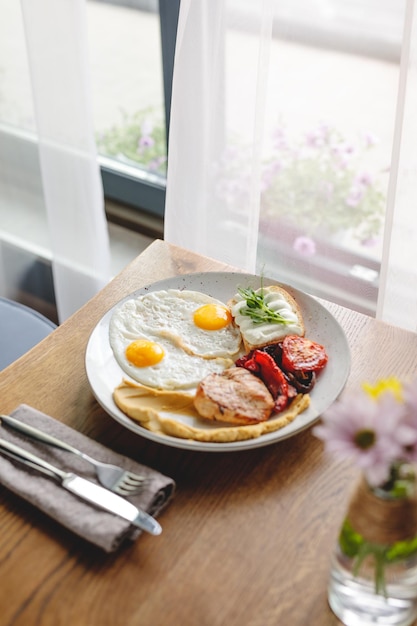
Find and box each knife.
[0,437,162,536]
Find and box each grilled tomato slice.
[281,335,328,373]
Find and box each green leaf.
[386,536,417,562]
[339,518,417,596]
[339,519,364,558]
[237,286,291,325]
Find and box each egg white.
[110,289,242,359]
[110,330,233,389]
[109,289,242,389]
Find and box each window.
[0,0,179,317]
[255,0,404,316]
[87,0,180,219]
[0,0,180,241]
[0,0,407,320]
[164,1,405,317]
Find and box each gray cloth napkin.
[0,404,175,552]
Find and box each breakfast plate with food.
[85,272,350,451]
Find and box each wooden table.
[1,239,417,626]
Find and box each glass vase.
[328,473,417,626]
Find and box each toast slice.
[229,285,305,352]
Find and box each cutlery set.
[0,414,161,536]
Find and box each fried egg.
[109,289,242,390]
[111,289,241,358]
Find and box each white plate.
[85,272,350,452]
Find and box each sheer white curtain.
[0,0,110,323]
[165,0,417,332]
[377,0,417,329]
[165,0,272,270]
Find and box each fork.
[0,414,146,496]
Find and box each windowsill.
[108,218,157,277]
[0,173,157,322]
[0,123,160,276]
[0,199,157,280]
[105,198,164,243]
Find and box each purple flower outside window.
[356,171,373,187]
[293,235,316,257]
[346,185,364,207]
[139,135,155,149]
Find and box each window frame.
[100,0,180,218]
[0,0,389,319]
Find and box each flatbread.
[113,379,310,443]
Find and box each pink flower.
[272,127,288,150]
[305,130,324,148]
[342,142,355,155]
[148,156,166,171]
[305,123,330,148]
[399,381,417,462]
[293,236,316,257]
[138,135,155,150]
[346,185,364,207]
[356,171,373,187]
[261,160,282,191]
[313,388,411,486]
[363,131,379,148]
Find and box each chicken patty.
[193,367,274,425]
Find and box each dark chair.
[0,296,57,370]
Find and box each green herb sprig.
[237,286,291,325]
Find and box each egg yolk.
[193,303,232,330]
[125,339,165,367]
